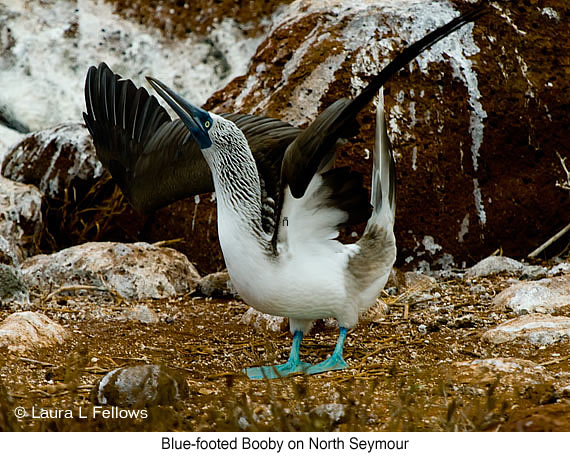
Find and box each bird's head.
[146,76,254,182]
[146,76,215,149]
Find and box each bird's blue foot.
[306,326,349,375]
[244,330,310,380]
[244,360,311,380]
[306,353,348,374]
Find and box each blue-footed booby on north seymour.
[84,7,485,378]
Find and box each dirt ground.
[2,0,568,433]
[1,266,569,431]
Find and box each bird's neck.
[205,145,266,244]
[206,145,273,291]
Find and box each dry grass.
[1,270,569,432]
[38,173,133,254]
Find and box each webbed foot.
[306,326,349,375]
[305,354,348,375]
[244,360,311,379]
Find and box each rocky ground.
[1,256,569,431]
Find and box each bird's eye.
[204,120,211,129]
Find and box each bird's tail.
[366,88,396,233]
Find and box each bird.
[84,7,485,378]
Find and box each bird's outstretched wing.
[84,63,300,214]
[273,5,486,250]
[280,6,486,199]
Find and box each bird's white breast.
[217,207,358,326]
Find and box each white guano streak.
[253,23,324,117]
[330,1,488,225]
[192,194,200,231]
[472,178,486,226]
[410,4,488,226]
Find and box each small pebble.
[385,287,398,296]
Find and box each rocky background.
[1,0,568,272]
[0,0,569,432]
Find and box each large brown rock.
[147,195,223,274]
[0,176,43,265]
[108,0,294,38]
[1,123,145,252]
[148,0,570,271]
[2,123,103,199]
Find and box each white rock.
[0,176,43,265]
[0,125,24,172]
[519,265,548,280]
[196,271,237,297]
[92,364,186,407]
[404,271,437,290]
[550,263,570,275]
[0,0,261,131]
[0,264,30,309]
[0,234,20,267]
[0,311,67,353]
[119,305,159,324]
[482,314,570,346]
[463,358,540,373]
[469,283,486,294]
[451,358,553,386]
[465,256,525,277]
[237,416,250,430]
[240,308,288,333]
[21,241,200,300]
[312,403,346,423]
[493,275,570,315]
[560,385,570,398]
[363,299,389,323]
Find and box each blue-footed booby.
[84,7,485,378]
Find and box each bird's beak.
[146,76,212,149]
